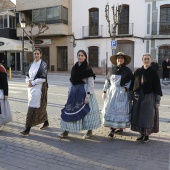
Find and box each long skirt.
[0,99,12,125]
[102,84,131,129]
[60,84,101,133]
[131,91,159,136]
[25,82,48,128]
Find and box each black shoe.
[83,130,92,139]
[20,130,29,136]
[143,136,149,143]
[108,129,115,138]
[115,129,123,134]
[136,135,144,141]
[40,121,49,130]
[58,131,69,138]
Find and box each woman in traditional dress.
[20,48,49,136]
[0,61,12,131]
[58,50,101,139]
[102,52,133,138]
[130,53,162,143]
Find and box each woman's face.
[77,52,86,63]
[33,50,42,62]
[116,56,125,66]
[165,58,169,62]
[142,55,151,67]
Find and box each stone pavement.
[0,110,170,170]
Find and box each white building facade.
[72,0,170,76]
[145,0,170,77]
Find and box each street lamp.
[20,19,26,75]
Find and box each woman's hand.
[84,97,89,104]
[4,96,8,100]
[155,104,160,108]
[102,93,106,100]
[28,81,33,87]
[120,88,126,94]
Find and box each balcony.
[17,23,69,37]
[117,23,133,36]
[82,25,103,38]
[152,22,170,35]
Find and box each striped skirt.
[60,89,101,133]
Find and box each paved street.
[0,74,170,170]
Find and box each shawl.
[70,60,95,85]
[107,65,133,86]
[27,60,48,87]
[130,66,162,96]
[27,60,47,80]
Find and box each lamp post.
[105,3,123,55]
[20,19,26,75]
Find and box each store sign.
[0,42,4,46]
[35,39,51,45]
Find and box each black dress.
[130,66,162,136]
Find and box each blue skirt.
[61,84,90,122]
[60,84,101,132]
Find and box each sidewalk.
[0,110,169,170]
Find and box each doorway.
[57,46,68,71]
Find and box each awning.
[0,37,32,52]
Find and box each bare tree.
[22,22,49,49]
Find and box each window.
[4,15,7,28]
[61,6,68,22]
[9,16,15,28]
[0,15,3,28]
[33,8,46,24]
[160,5,170,34]
[89,8,99,36]
[47,6,60,23]
[88,46,99,67]
[118,5,129,34]
[32,6,68,24]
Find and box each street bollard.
[9,67,12,80]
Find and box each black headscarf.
[107,65,133,86]
[70,59,95,85]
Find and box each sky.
[11,0,16,4]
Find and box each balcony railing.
[117,23,133,35]
[152,22,170,35]
[82,25,103,38]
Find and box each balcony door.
[160,5,170,35]
[89,8,99,36]
[57,46,67,71]
[116,40,134,71]
[118,5,129,35]
[88,46,99,67]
